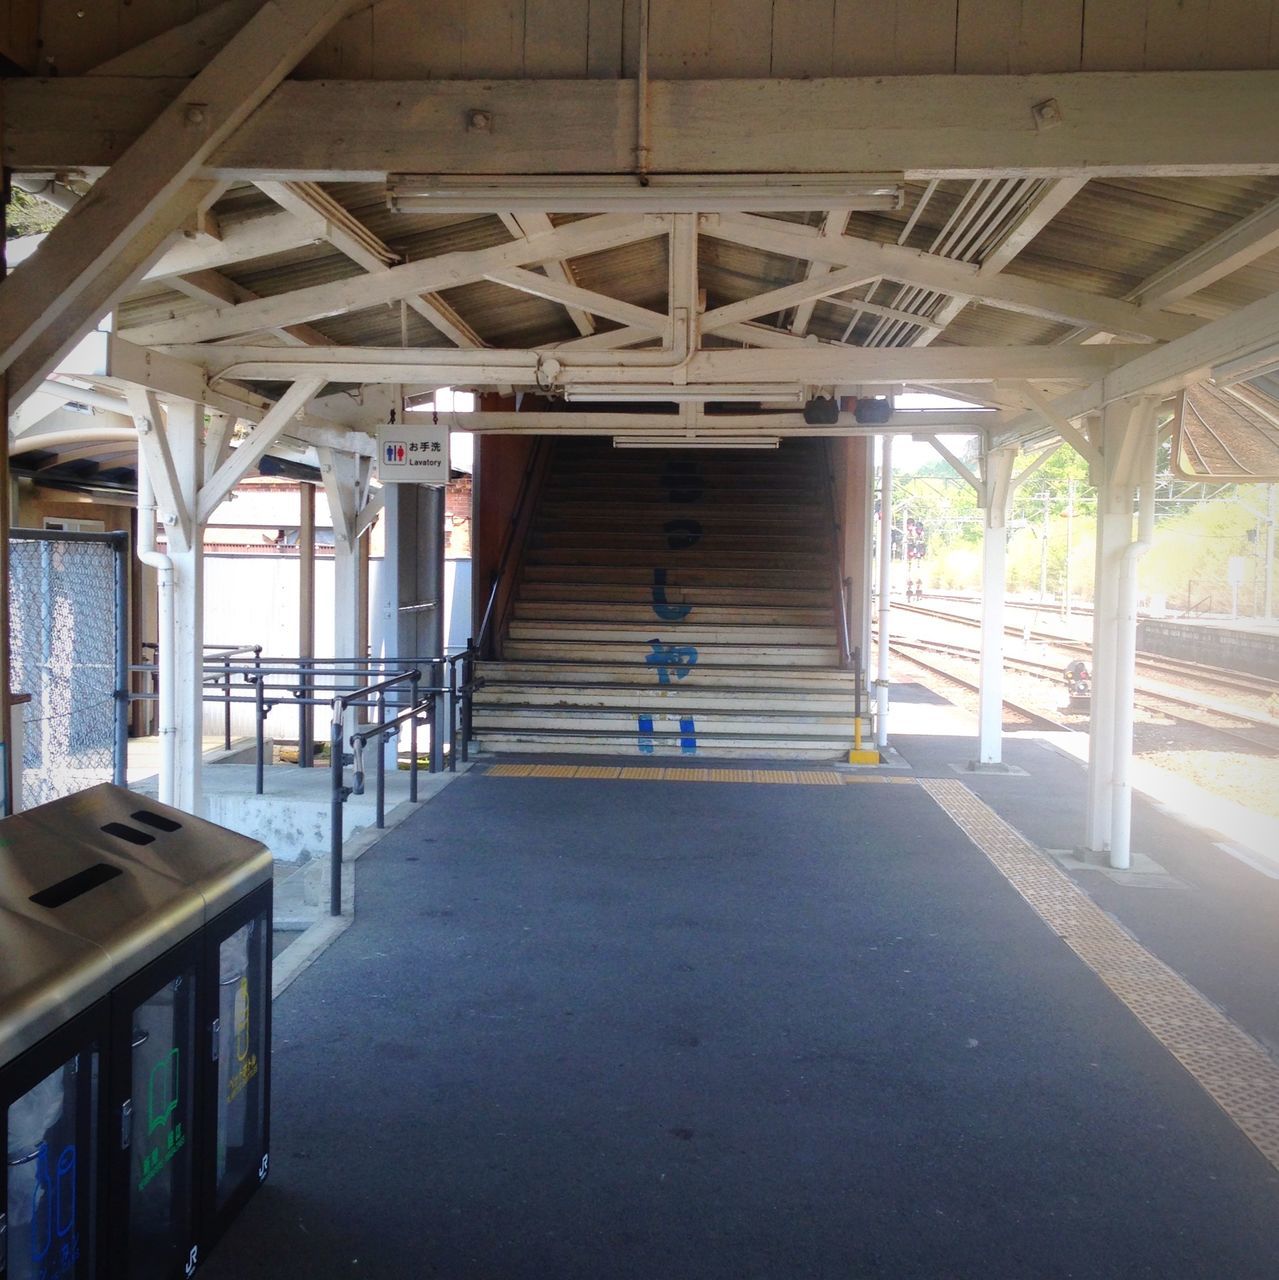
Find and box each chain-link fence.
[8,531,126,809]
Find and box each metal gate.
[7,530,127,809]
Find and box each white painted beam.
[500,213,594,337]
[154,341,1129,386]
[7,182,219,405]
[995,285,1279,447]
[704,213,1199,343]
[485,267,668,333]
[12,73,1279,180]
[199,376,325,519]
[791,210,851,336]
[914,178,1088,346]
[456,409,1001,435]
[127,388,193,552]
[0,0,364,380]
[1133,196,1279,308]
[119,215,666,345]
[256,178,485,348]
[701,265,878,334]
[145,207,327,281]
[87,0,262,77]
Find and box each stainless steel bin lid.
[0,906,114,1068]
[0,800,205,988]
[35,785,272,921]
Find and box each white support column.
[975,447,1017,767]
[1084,399,1158,859]
[165,401,205,816]
[320,448,370,758]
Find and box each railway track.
[885,641,1075,734]
[895,601,1279,706]
[887,633,1279,757]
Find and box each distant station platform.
[1138,616,1279,679]
[198,684,1279,1280]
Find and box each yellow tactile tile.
[921,777,1279,1174]
[482,763,905,786]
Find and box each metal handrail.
[121,653,457,796]
[329,667,432,916]
[824,441,853,669]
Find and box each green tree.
[5,188,61,239]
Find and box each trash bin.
[1,784,271,1280]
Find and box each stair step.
[518,583,833,607]
[502,641,842,666]
[526,549,829,568]
[472,732,848,760]
[473,708,857,735]
[538,493,820,511]
[522,565,829,589]
[478,661,859,690]
[512,602,835,625]
[506,621,838,644]
[474,684,859,712]
[529,533,831,553]
[534,511,829,532]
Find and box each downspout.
[1108,435,1157,870]
[135,439,177,805]
[875,435,893,750]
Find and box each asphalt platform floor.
[202,690,1279,1280]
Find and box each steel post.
[329,700,344,916]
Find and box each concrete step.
[518,582,834,607]
[478,661,859,690]
[533,510,829,532]
[528,532,831,553]
[525,548,830,569]
[473,707,858,736]
[512,601,835,625]
[471,732,848,760]
[522,564,829,588]
[475,684,861,714]
[537,495,823,514]
[506,620,839,645]
[502,640,843,666]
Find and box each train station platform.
[201,688,1279,1280]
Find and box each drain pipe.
[1108,433,1157,870]
[135,435,177,805]
[875,435,893,749]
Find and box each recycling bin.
[1,784,271,1280]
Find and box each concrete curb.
[271,766,470,998]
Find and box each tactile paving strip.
[483,763,908,786]
[921,777,1279,1173]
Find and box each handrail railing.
[122,653,456,794]
[120,651,476,916]
[824,442,853,669]
[330,666,434,916]
[477,438,547,658]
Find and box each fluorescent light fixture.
[388,173,905,214]
[565,384,806,405]
[613,435,779,449]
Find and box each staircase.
[472,439,863,759]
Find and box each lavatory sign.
[376,423,450,485]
